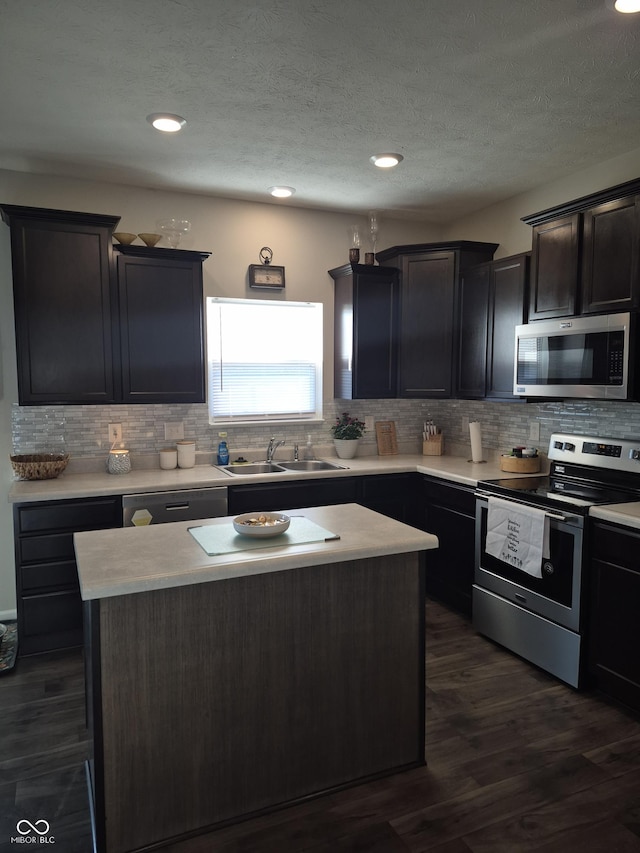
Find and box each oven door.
[474,495,584,631]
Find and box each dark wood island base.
[83,547,427,852]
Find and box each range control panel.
[549,433,640,472]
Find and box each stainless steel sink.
[278,459,346,471]
[221,462,286,475]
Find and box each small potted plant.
[330,412,366,459]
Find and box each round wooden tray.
[499,455,540,473]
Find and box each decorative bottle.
[217,433,230,465]
[303,434,315,460]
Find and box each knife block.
[423,434,444,456]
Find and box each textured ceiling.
[1,0,640,222]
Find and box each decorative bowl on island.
[233,512,291,537]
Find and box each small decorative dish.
[137,232,162,247]
[233,512,291,537]
[10,453,70,480]
[113,232,137,245]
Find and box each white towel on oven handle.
[485,497,550,579]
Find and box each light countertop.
[12,452,640,531]
[74,503,439,601]
[589,502,640,530]
[8,452,541,503]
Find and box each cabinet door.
[331,264,398,399]
[118,253,205,403]
[353,269,398,398]
[581,196,640,314]
[486,254,529,399]
[399,252,456,398]
[3,207,119,404]
[422,478,475,615]
[457,263,490,398]
[359,473,422,527]
[529,214,580,320]
[589,521,640,712]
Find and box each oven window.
[479,509,575,607]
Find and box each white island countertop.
[74,502,439,601]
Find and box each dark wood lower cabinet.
[13,496,122,655]
[589,520,640,713]
[421,477,476,616]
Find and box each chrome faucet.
[293,443,299,461]
[266,436,286,462]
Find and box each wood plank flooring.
[1,598,639,852]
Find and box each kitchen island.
[74,503,438,853]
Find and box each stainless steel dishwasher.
[122,488,228,527]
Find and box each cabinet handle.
[405,388,446,393]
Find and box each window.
[206,297,323,425]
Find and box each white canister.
[176,440,196,468]
[159,447,178,469]
[107,449,131,475]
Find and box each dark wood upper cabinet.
[456,253,529,400]
[377,241,497,399]
[329,263,399,399]
[581,195,640,314]
[523,178,640,319]
[1,205,210,405]
[1,205,120,404]
[116,246,208,404]
[457,262,491,398]
[528,214,579,320]
[486,253,529,399]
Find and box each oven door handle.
[475,491,574,523]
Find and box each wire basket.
[10,453,70,480]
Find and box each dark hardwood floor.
[1,598,640,852]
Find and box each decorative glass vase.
[333,438,360,459]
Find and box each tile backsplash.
[11,399,640,466]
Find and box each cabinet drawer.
[360,473,417,501]
[423,478,475,514]
[21,590,83,638]
[591,522,640,570]
[15,496,121,535]
[20,560,78,594]
[18,531,75,564]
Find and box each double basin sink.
[221,459,346,475]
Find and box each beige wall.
[444,144,640,257]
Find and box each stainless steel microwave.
[514,312,635,400]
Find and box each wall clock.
[248,247,285,289]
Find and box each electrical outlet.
[462,415,469,434]
[164,422,185,441]
[365,416,375,432]
[108,423,122,443]
[529,421,541,441]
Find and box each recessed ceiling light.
[146,113,187,133]
[607,0,640,11]
[369,153,404,168]
[268,186,296,198]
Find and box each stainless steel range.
[474,432,640,688]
